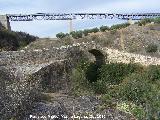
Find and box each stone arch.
[88,49,105,66]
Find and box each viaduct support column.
[0,15,11,31]
[69,19,73,33]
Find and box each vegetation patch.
[56,23,130,39]
[70,60,160,119]
[136,17,160,26]
[0,30,36,51]
[145,43,158,53]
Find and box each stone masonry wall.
[31,60,73,93]
[0,41,160,67]
[0,59,74,119]
[0,41,101,65]
[104,48,160,66]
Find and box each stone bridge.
[0,42,106,119]
[1,41,160,92]
[1,41,160,119]
[0,41,107,93]
[1,40,160,66]
[0,41,106,65]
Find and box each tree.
[56,32,66,39]
[110,23,130,30]
[83,29,90,36]
[90,27,99,33]
[70,30,83,39]
[100,25,109,32]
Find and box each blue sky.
[0,0,160,38]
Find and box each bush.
[120,73,160,119]
[120,74,152,105]
[69,61,160,119]
[56,32,67,39]
[153,17,160,24]
[89,27,99,33]
[145,65,160,82]
[116,101,145,120]
[137,17,160,26]
[69,61,93,96]
[83,29,91,36]
[100,25,109,32]
[0,30,36,51]
[92,80,108,94]
[110,23,130,30]
[70,30,83,39]
[138,18,153,26]
[145,44,158,53]
[98,63,143,85]
[61,35,73,45]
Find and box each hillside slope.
[77,24,160,56]
[24,24,160,57]
[0,22,37,51]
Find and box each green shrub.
[91,63,143,94]
[154,17,160,24]
[100,94,116,108]
[56,32,67,39]
[75,30,83,38]
[120,74,152,105]
[76,59,91,71]
[91,80,107,94]
[110,23,130,30]
[143,18,153,23]
[70,30,83,39]
[137,21,143,26]
[98,63,143,85]
[138,18,153,26]
[60,35,73,45]
[137,17,160,26]
[82,28,99,36]
[131,105,145,120]
[69,60,95,96]
[116,101,145,120]
[145,65,160,82]
[89,27,99,33]
[69,61,160,119]
[0,30,36,51]
[120,73,160,119]
[145,44,158,53]
[76,60,101,83]
[100,25,110,32]
[83,29,91,36]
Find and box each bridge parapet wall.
[0,41,98,65]
[1,41,160,66]
[0,42,160,65]
[105,48,160,66]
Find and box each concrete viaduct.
[0,13,160,31]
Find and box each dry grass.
[23,24,160,57]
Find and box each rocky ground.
[23,93,133,120]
